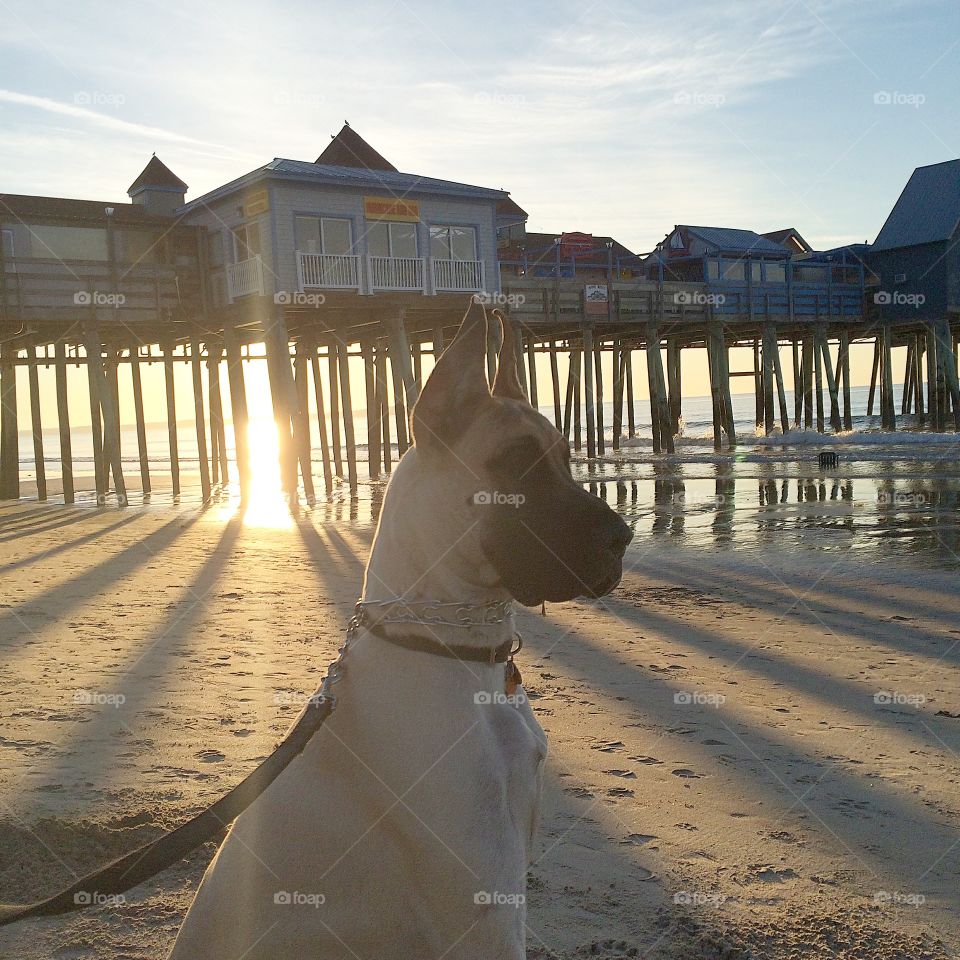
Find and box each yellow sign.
[244,188,269,217]
[364,196,420,223]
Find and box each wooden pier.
[3,139,959,506]
[1,265,958,507]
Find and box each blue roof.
[684,225,789,255]
[182,158,507,212]
[872,159,960,251]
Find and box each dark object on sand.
[819,451,839,469]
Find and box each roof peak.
[127,155,187,196]
[315,123,398,171]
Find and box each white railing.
[432,258,484,292]
[370,256,424,290]
[226,255,264,300]
[298,252,361,289]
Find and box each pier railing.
[297,252,361,290]
[226,255,264,300]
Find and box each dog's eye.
[488,437,543,475]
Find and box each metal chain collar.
[356,597,514,627]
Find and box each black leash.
[0,693,335,927]
[0,604,522,928]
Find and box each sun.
[237,416,294,528]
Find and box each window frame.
[429,224,478,262]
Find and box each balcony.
[226,255,264,300]
[432,258,484,292]
[370,256,424,291]
[298,252,360,289]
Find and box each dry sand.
[0,499,958,959]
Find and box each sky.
[2,0,959,253]
[2,0,959,427]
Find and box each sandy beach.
[0,494,958,959]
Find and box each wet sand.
[0,500,958,959]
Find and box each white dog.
[168,304,631,959]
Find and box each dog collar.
[364,620,521,665]
[355,599,519,666]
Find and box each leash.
[0,598,522,928]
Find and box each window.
[1,229,12,258]
[118,228,159,265]
[295,216,354,256]
[207,230,224,267]
[765,263,786,283]
[232,222,261,262]
[29,225,108,261]
[750,262,762,283]
[795,265,826,283]
[430,225,477,261]
[367,221,418,258]
[720,260,745,281]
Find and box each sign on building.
[585,283,608,316]
[364,197,420,222]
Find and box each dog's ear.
[412,297,491,450]
[491,309,528,402]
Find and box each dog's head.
[410,300,632,606]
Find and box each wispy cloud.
[0,89,222,147]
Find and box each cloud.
[0,89,223,148]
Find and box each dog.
[168,302,632,959]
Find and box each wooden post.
[104,345,122,487]
[719,330,737,446]
[562,347,575,441]
[881,323,896,431]
[813,328,825,432]
[926,324,938,430]
[867,337,880,417]
[593,334,605,455]
[902,341,915,416]
[839,329,852,430]
[549,341,562,429]
[387,311,418,411]
[207,341,229,486]
[573,346,582,451]
[766,330,789,434]
[376,340,392,473]
[54,340,74,504]
[85,326,127,506]
[612,339,623,450]
[802,335,814,429]
[388,333,409,457]
[162,338,180,497]
[130,346,151,496]
[84,335,106,503]
[189,334,212,503]
[753,339,763,430]
[582,326,596,458]
[362,340,380,479]
[222,319,251,502]
[327,340,343,479]
[819,330,842,432]
[762,325,775,434]
[937,317,960,430]
[26,342,46,501]
[792,339,802,426]
[706,330,723,452]
[647,323,673,453]
[526,336,539,409]
[292,339,317,502]
[666,338,681,436]
[308,337,334,495]
[625,349,636,438]
[337,340,358,493]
